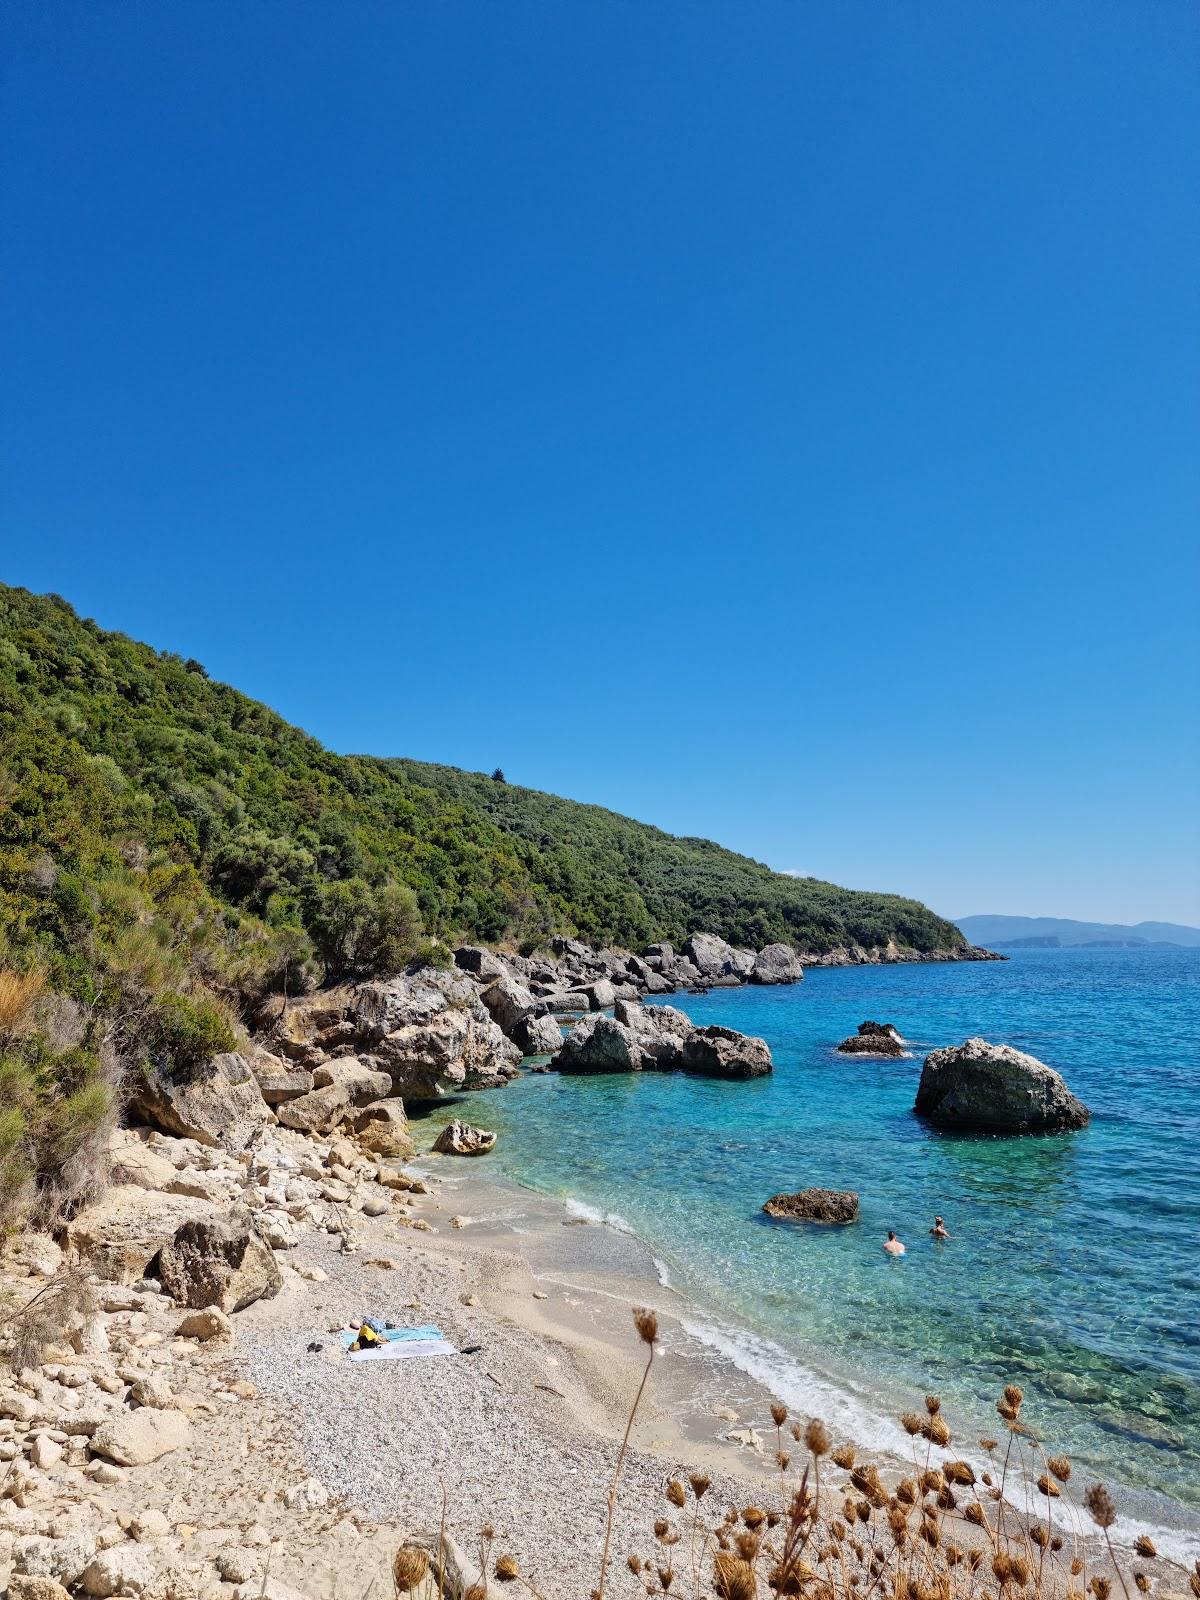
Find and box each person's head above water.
[887,1230,897,1240]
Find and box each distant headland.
[955,913,1200,950]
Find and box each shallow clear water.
[431,949,1200,1524]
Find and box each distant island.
[955,913,1200,950]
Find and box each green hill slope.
[0,583,966,1002]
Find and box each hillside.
[955,914,1200,950]
[0,583,966,998]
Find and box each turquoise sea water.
[431,949,1200,1532]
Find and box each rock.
[681,1025,772,1079]
[915,1038,1089,1133]
[585,978,617,1011]
[30,1436,64,1469]
[107,1135,177,1192]
[479,976,537,1036]
[90,1409,190,1467]
[275,1082,353,1135]
[682,933,754,981]
[311,1058,392,1105]
[432,1119,497,1156]
[158,1210,283,1312]
[453,945,509,982]
[614,1001,695,1068]
[763,1188,859,1223]
[128,1053,272,1151]
[837,1020,906,1056]
[554,1014,642,1073]
[250,1058,315,1105]
[540,991,592,1015]
[281,1477,328,1511]
[130,1510,171,1542]
[176,1307,232,1341]
[80,1545,161,1598]
[232,1581,309,1600]
[216,1550,261,1585]
[750,944,804,985]
[128,1374,175,1409]
[2,1391,42,1423]
[511,1012,564,1056]
[13,1536,96,1587]
[9,1577,74,1600]
[63,1188,210,1284]
[350,1099,415,1158]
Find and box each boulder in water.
[914,1038,1089,1133]
[763,1188,859,1224]
[432,1119,497,1156]
[836,1021,906,1057]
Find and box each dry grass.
[0,1267,98,1373]
[391,1310,1193,1600]
[0,966,46,1046]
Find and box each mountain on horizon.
[955,914,1200,950]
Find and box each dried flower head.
[963,1503,986,1528]
[658,1567,673,1591]
[1084,1482,1117,1530]
[1090,1578,1112,1600]
[1135,1577,1151,1594]
[832,1444,855,1470]
[1004,1384,1023,1409]
[805,1419,831,1457]
[900,1412,923,1437]
[666,1480,686,1509]
[944,1460,975,1487]
[494,1555,519,1583]
[1037,1475,1061,1498]
[743,1506,767,1530]
[1047,1454,1072,1482]
[629,1555,644,1575]
[895,1479,918,1506]
[392,1547,430,1594]
[633,1307,659,1345]
[714,1553,756,1600]
[654,1520,670,1541]
[925,1394,941,1416]
[980,1438,998,1453]
[689,1473,711,1499]
[771,1402,788,1427]
[921,1415,951,1448]
[1135,1538,1157,1559]
[466,1585,487,1600]
[736,1533,761,1562]
[1071,1560,1085,1577]
[1010,1556,1031,1587]
[777,1451,791,1472]
[1030,1525,1049,1550]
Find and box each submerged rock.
[763,1188,859,1224]
[836,1021,906,1057]
[914,1037,1089,1133]
[432,1119,497,1156]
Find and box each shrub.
[144,991,237,1078]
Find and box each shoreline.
[387,1132,1200,1568]
[366,1136,1200,1569]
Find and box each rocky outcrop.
[128,1053,273,1151]
[157,1209,283,1311]
[311,1058,392,1104]
[763,1188,859,1223]
[250,1055,315,1105]
[273,969,520,1099]
[511,1012,564,1056]
[274,1082,354,1135]
[554,1003,772,1080]
[63,1186,211,1283]
[432,1119,497,1156]
[837,1021,906,1057]
[914,1038,1090,1133]
[480,975,538,1035]
[681,1025,772,1079]
[682,933,756,984]
[750,944,804,984]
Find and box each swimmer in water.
[883,1230,906,1256]
[930,1216,951,1241]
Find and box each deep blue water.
[436,949,1200,1522]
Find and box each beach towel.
[339,1324,457,1361]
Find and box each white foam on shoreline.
[562,1196,636,1235]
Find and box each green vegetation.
[0,581,964,1221]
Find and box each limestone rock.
[750,944,804,985]
[479,975,537,1036]
[683,933,754,981]
[453,945,509,982]
[9,1576,75,1600]
[311,1058,392,1105]
[763,1188,859,1223]
[585,978,617,1011]
[511,1012,564,1056]
[63,1188,210,1284]
[90,1408,190,1467]
[554,1014,642,1073]
[128,1052,271,1151]
[432,1119,497,1156]
[915,1038,1089,1133]
[158,1210,283,1311]
[250,1056,315,1105]
[107,1135,177,1192]
[681,1025,772,1079]
[176,1307,232,1341]
[13,1535,97,1588]
[350,1099,415,1158]
[79,1544,162,1597]
[275,1082,353,1135]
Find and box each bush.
[144,991,237,1078]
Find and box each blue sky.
[2,3,1198,925]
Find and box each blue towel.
[339,1324,442,1350]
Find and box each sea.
[426,948,1200,1545]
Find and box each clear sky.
[2,2,1198,926]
